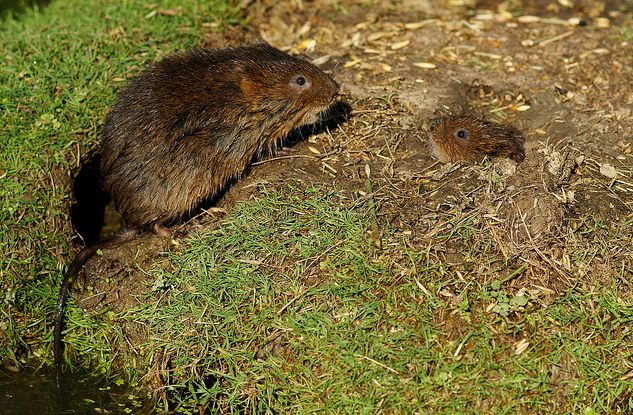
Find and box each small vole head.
[428,115,526,163]
[236,41,339,127]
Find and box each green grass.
[0,0,237,370]
[55,187,631,413]
[1,0,632,413]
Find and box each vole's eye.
[290,74,311,91]
[455,129,468,140]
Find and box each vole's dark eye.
[455,129,468,140]
[290,74,311,90]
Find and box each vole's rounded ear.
[238,76,263,109]
[239,77,255,96]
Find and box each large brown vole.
[54,40,340,365]
[428,115,526,163]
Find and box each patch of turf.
[59,187,630,413]
[0,0,237,367]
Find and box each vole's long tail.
[54,228,138,366]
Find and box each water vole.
[54,40,340,365]
[428,115,526,163]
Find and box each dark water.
[0,0,51,16]
[0,367,154,414]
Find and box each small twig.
[252,154,315,166]
[493,263,529,287]
[454,331,473,357]
[413,276,431,297]
[80,291,107,303]
[538,30,573,47]
[355,354,399,375]
[364,164,382,249]
[518,208,573,283]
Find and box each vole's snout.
[332,78,340,93]
[317,77,339,106]
[327,79,339,101]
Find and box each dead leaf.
[413,62,437,69]
[390,40,410,50]
[599,163,617,179]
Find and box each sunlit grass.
[60,187,633,413]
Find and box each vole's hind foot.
[152,224,172,238]
[152,224,191,240]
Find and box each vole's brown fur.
[428,115,526,163]
[102,41,339,231]
[54,41,339,365]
